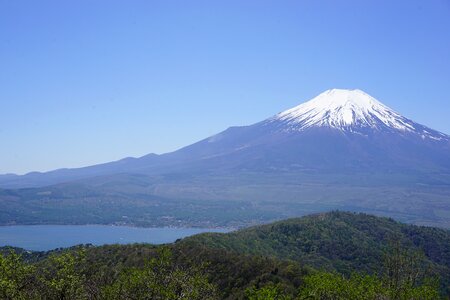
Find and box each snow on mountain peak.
[273,89,416,132]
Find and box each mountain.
[181,211,450,276]
[180,211,450,293]
[3,89,449,188]
[163,89,450,175]
[1,89,450,228]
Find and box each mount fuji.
[1,89,450,228]
[275,89,446,137]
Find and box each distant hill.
[181,211,450,290]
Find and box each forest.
[1,212,449,299]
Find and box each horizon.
[2,1,450,174]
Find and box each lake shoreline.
[0,222,235,230]
[0,225,232,251]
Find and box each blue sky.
[1,0,449,174]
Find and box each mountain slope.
[181,211,450,290]
[1,89,450,228]
[2,89,449,188]
[3,212,449,298]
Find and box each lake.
[0,225,230,251]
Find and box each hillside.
[1,212,449,298]
[181,212,450,289]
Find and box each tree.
[102,247,218,300]
[37,249,88,300]
[298,272,386,300]
[245,284,292,300]
[298,242,442,300]
[0,250,36,300]
[382,240,440,300]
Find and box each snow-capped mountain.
[158,88,450,175]
[1,89,449,187]
[1,88,450,228]
[271,89,447,141]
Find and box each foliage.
[0,250,36,300]
[0,247,219,299]
[183,211,450,294]
[101,247,218,300]
[298,271,440,300]
[298,242,442,300]
[36,249,88,300]
[381,241,441,300]
[0,212,448,299]
[245,284,293,300]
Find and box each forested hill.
[181,211,450,278]
[2,211,450,298]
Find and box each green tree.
[298,272,385,300]
[382,240,440,300]
[298,242,442,300]
[245,284,292,300]
[102,247,218,300]
[0,250,36,300]
[37,249,88,300]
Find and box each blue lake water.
[0,225,230,251]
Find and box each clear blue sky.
[1,0,449,174]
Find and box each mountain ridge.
[1,89,449,188]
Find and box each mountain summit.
[272,89,447,140]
